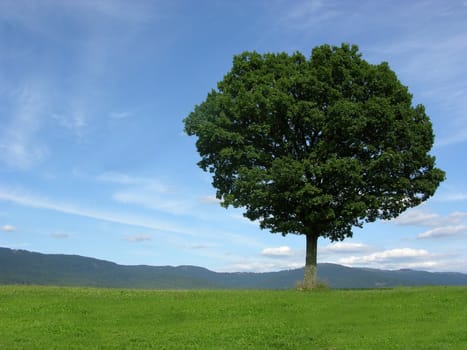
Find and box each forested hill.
[1,247,467,289]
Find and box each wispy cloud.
[276,0,340,30]
[2,225,17,232]
[199,195,222,204]
[50,232,70,239]
[98,172,193,216]
[0,0,155,33]
[365,14,467,147]
[0,0,162,156]
[339,248,430,265]
[64,0,155,23]
[98,172,169,192]
[320,242,370,253]
[436,132,467,148]
[123,233,152,242]
[112,191,191,216]
[393,209,467,228]
[0,83,49,169]
[109,111,132,120]
[221,259,303,273]
[336,247,467,272]
[0,188,192,236]
[222,232,264,249]
[418,225,467,239]
[435,191,467,202]
[393,209,467,240]
[261,246,294,257]
[393,210,442,227]
[271,0,467,147]
[52,107,88,138]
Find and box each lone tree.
[184,44,445,289]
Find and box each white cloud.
[221,260,303,273]
[333,248,467,272]
[392,210,467,241]
[124,234,152,242]
[392,209,441,226]
[450,212,467,220]
[397,261,441,270]
[2,225,17,232]
[320,242,370,253]
[393,210,467,228]
[200,195,222,204]
[418,225,467,239]
[261,246,293,257]
[339,248,430,265]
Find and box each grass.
[0,286,466,349]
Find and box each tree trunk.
[303,234,318,290]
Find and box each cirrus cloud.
[0,83,49,169]
[0,187,193,236]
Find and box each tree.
[184,44,445,289]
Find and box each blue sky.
[1,0,467,273]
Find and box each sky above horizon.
[1,0,467,273]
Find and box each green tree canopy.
[184,44,445,289]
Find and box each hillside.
[1,247,467,289]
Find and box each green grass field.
[0,286,466,349]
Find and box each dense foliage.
[184,44,445,287]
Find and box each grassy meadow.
[0,286,466,349]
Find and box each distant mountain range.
[1,247,467,289]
